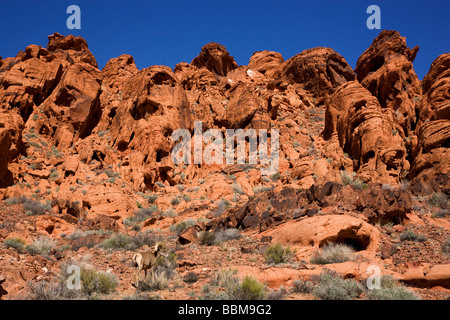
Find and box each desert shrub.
[267,286,286,300]
[162,209,177,217]
[99,232,162,251]
[199,231,216,246]
[429,192,448,209]
[199,284,229,300]
[6,196,51,215]
[270,172,282,181]
[131,224,141,232]
[232,182,244,195]
[214,228,242,243]
[211,268,238,288]
[400,230,427,242]
[3,238,26,252]
[99,233,131,250]
[153,251,177,279]
[147,194,158,204]
[214,199,231,217]
[443,237,450,255]
[253,185,273,194]
[80,268,118,295]
[124,207,157,226]
[25,280,86,300]
[310,243,355,264]
[432,209,449,218]
[136,271,169,292]
[291,278,315,294]
[49,171,59,181]
[313,271,363,300]
[26,236,57,255]
[367,287,420,300]
[264,243,294,265]
[171,197,181,206]
[170,219,196,235]
[155,181,166,188]
[340,171,367,190]
[227,275,267,300]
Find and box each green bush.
[3,238,26,252]
[136,271,168,292]
[214,229,242,243]
[99,232,162,251]
[227,276,267,300]
[26,236,58,255]
[25,280,86,300]
[310,243,355,265]
[264,243,294,264]
[147,194,158,204]
[211,268,238,288]
[169,219,196,235]
[199,231,216,246]
[429,192,448,209]
[400,230,427,242]
[267,286,286,300]
[81,269,118,295]
[5,196,51,215]
[340,171,368,190]
[291,278,315,294]
[313,271,363,300]
[367,287,420,300]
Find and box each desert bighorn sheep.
[132,242,164,286]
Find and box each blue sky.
[0,0,448,79]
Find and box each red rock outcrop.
[102,65,193,189]
[247,50,284,79]
[355,30,422,133]
[191,42,238,77]
[280,47,355,103]
[410,53,450,179]
[324,81,408,184]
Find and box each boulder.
[260,215,380,252]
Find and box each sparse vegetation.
[253,185,273,194]
[429,192,448,209]
[214,228,242,243]
[291,278,315,294]
[3,238,26,252]
[5,196,51,215]
[25,280,86,300]
[169,218,196,234]
[366,275,420,300]
[313,270,363,300]
[310,243,355,265]
[199,231,216,246]
[227,275,267,300]
[80,268,118,295]
[26,236,58,256]
[400,230,427,242]
[99,232,162,251]
[264,243,294,265]
[340,171,368,190]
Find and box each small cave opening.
[156,149,169,163]
[117,140,128,152]
[320,233,371,252]
[368,56,385,73]
[45,224,55,235]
